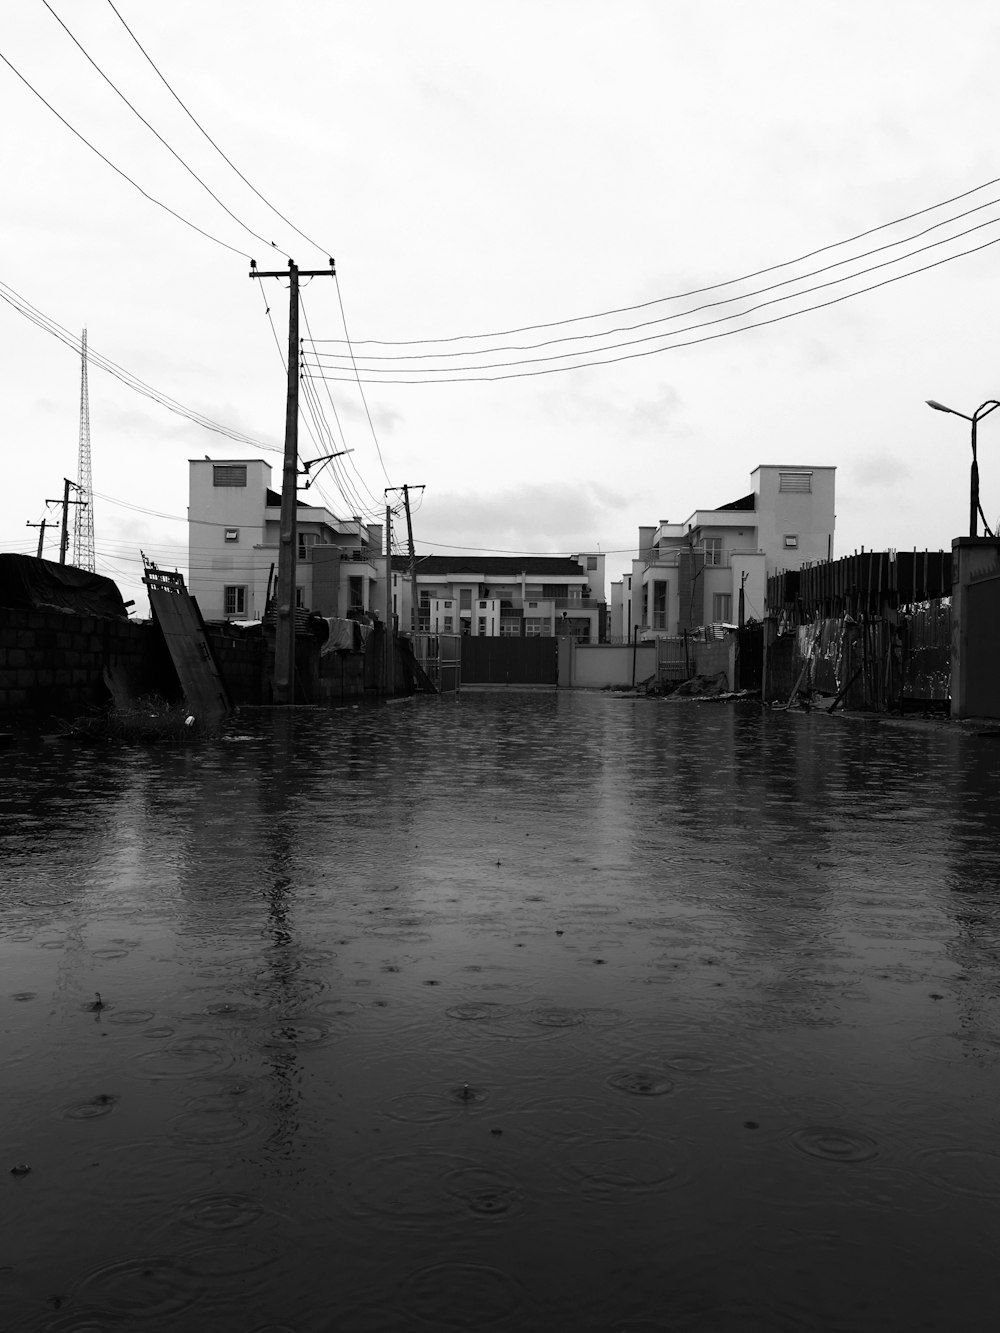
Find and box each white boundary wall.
[561,640,658,689]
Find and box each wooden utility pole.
[384,504,393,692]
[250,258,336,705]
[45,479,85,565]
[386,483,425,631]
[25,519,47,558]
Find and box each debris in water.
[89,992,105,1011]
[10,1164,31,1176]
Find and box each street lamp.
[926,398,1000,537]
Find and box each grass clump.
[61,694,218,745]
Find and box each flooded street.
[3,691,1000,1331]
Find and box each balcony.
[643,550,732,572]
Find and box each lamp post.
[926,398,1000,537]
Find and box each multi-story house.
[187,458,382,622]
[611,464,835,640]
[389,553,607,642]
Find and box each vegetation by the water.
[60,695,216,745]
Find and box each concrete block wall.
[0,608,154,723]
[690,637,735,688]
[205,628,269,706]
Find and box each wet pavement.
[2,692,1000,1331]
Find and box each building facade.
[611,464,835,640]
[187,458,382,622]
[389,553,607,642]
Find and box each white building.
[611,464,835,640]
[187,458,382,622]
[389,553,607,641]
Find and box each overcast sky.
[3,0,1000,613]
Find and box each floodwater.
[3,693,1000,1332]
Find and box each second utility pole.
[251,258,335,705]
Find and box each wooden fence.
[768,549,952,620]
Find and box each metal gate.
[736,624,763,692]
[656,637,688,686]
[460,635,557,685]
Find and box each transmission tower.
[73,327,95,572]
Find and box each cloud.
[851,452,912,486]
[417,480,634,555]
[541,381,686,436]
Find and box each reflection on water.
[3,694,1000,1330]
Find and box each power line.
[301,230,1000,384]
[300,292,386,516]
[332,278,392,484]
[0,49,253,260]
[105,0,331,263]
[303,214,1000,374]
[313,173,1000,347]
[308,192,1000,362]
[0,277,278,449]
[42,1,290,260]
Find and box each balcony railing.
[643,550,732,572]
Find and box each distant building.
[389,553,607,642]
[187,459,382,621]
[611,464,835,640]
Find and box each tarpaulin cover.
[0,553,128,618]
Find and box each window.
[779,471,811,493]
[783,534,799,549]
[702,538,723,566]
[213,464,247,487]
[443,615,454,632]
[224,585,247,616]
[478,617,487,635]
[527,601,538,608]
[586,556,598,570]
[224,528,239,543]
[652,580,668,630]
[443,600,453,608]
[525,617,544,637]
[298,533,318,561]
[713,593,732,622]
[500,618,520,636]
[459,588,472,610]
[349,576,363,610]
[479,601,487,609]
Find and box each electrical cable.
[0,49,253,260]
[105,0,331,263]
[302,230,1000,384]
[308,194,1000,362]
[42,1,291,260]
[303,214,1000,375]
[300,292,386,515]
[0,278,278,450]
[333,277,392,483]
[313,174,1000,346]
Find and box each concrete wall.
[689,636,736,687]
[560,639,658,689]
[951,537,1000,719]
[0,608,171,724]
